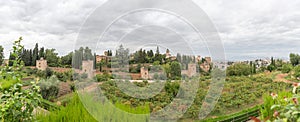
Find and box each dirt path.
[274,73,293,84]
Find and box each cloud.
[193,0,300,60]
[0,0,299,61]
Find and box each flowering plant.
[271,82,300,122]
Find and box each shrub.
[95,73,111,82]
[282,64,293,73]
[55,72,68,82]
[81,73,88,79]
[294,65,300,79]
[38,76,60,101]
[227,63,251,76]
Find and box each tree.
[176,53,181,63]
[94,53,96,69]
[115,45,129,68]
[83,47,93,60]
[21,49,32,66]
[0,45,4,65]
[226,63,252,76]
[32,43,39,66]
[170,61,181,79]
[290,53,300,66]
[163,63,171,78]
[39,47,45,58]
[252,63,256,74]
[61,52,73,66]
[147,50,154,58]
[45,49,59,67]
[267,64,276,72]
[8,52,15,66]
[282,63,293,73]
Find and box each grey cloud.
[0,0,299,61]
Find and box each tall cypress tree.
[94,53,96,69]
[0,45,4,65]
[39,47,45,58]
[32,43,39,66]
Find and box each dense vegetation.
[98,75,290,120]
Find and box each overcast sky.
[0,0,299,61]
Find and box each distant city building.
[205,57,212,64]
[165,49,177,61]
[36,57,47,71]
[214,62,227,70]
[96,51,111,63]
[166,49,171,59]
[195,56,201,63]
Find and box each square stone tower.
[82,60,95,79]
[36,57,47,71]
[140,67,149,79]
[188,63,197,77]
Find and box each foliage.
[260,91,292,121]
[38,76,60,101]
[267,64,276,72]
[226,63,252,76]
[290,53,300,66]
[282,63,293,73]
[60,52,73,67]
[0,45,3,65]
[294,65,300,78]
[99,75,288,120]
[170,61,181,80]
[32,43,39,66]
[270,84,300,121]
[72,47,94,69]
[115,45,129,68]
[95,73,112,82]
[1,37,24,88]
[35,68,53,79]
[0,82,41,122]
[0,37,41,122]
[45,49,59,67]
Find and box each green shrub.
[38,76,60,101]
[95,73,111,82]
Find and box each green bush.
[227,63,251,76]
[95,73,111,82]
[38,76,60,101]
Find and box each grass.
[36,94,98,122]
[0,79,18,90]
[36,93,150,122]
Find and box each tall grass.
[36,93,150,122]
[36,94,98,122]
